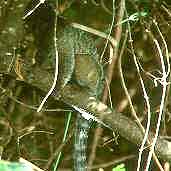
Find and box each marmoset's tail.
[74,114,92,171]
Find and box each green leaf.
[0,160,32,171]
[112,163,126,171]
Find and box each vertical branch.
[102,0,125,103]
[88,0,125,170]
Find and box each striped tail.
[74,114,92,171]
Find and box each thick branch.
[59,84,171,162]
[1,48,171,162]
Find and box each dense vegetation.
[0,0,171,171]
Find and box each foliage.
[112,164,126,171]
[0,0,171,171]
[0,160,32,171]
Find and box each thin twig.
[99,0,115,63]
[102,0,125,103]
[37,6,59,112]
[89,154,135,169]
[161,4,171,18]
[23,0,46,19]
[0,87,70,112]
[127,16,165,171]
[44,130,74,171]
[70,22,117,49]
[145,22,169,171]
